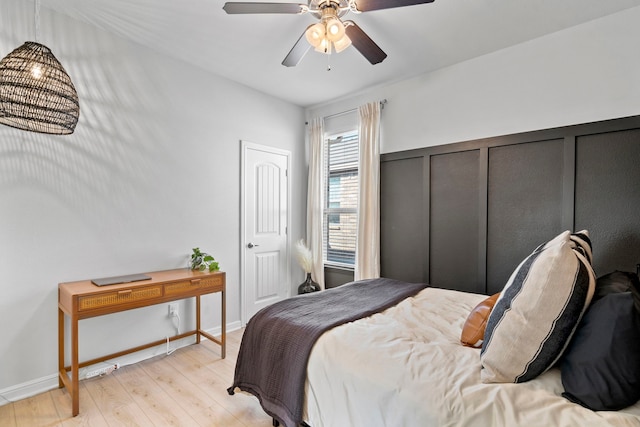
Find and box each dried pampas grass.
[294,239,313,273]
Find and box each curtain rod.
[305,99,387,125]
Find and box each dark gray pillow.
[594,271,640,313]
[561,292,640,411]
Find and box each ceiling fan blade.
[223,2,305,14]
[282,28,312,67]
[344,22,387,65]
[351,0,434,12]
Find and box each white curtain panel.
[307,117,326,289]
[355,102,381,281]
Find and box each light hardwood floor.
[0,329,274,426]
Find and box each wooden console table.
[58,268,226,416]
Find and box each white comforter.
[304,287,640,427]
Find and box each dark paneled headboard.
[381,115,640,295]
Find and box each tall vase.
[298,272,320,294]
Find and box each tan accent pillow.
[461,293,500,348]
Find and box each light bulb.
[324,18,345,42]
[305,23,325,48]
[314,38,332,55]
[31,64,43,79]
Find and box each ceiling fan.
[222,0,435,67]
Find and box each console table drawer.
[165,275,224,296]
[199,275,224,290]
[78,285,163,311]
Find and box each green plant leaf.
[190,247,220,272]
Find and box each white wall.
[307,6,640,154]
[0,1,306,399]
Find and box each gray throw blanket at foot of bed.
[227,277,428,427]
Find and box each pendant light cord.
[34,0,40,42]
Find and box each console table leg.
[71,315,79,416]
[221,289,226,359]
[196,295,201,344]
[58,308,64,388]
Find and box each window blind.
[323,131,359,266]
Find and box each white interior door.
[241,141,290,324]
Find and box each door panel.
[242,142,290,323]
[254,251,280,301]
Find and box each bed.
[229,285,640,427]
[303,286,640,427]
[229,116,640,426]
[229,230,640,427]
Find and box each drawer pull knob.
[191,279,201,285]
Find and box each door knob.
[247,243,260,248]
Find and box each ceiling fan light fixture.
[325,17,345,42]
[314,38,332,54]
[224,0,406,66]
[305,22,325,47]
[333,34,351,52]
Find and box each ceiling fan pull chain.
[327,52,331,71]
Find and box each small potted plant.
[294,239,320,294]
[190,247,220,272]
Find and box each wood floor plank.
[114,363,198,426]
[139,354,244,426]
[180,341,237,383]
[83,369,154,426]
[0,400,17,427]
[2,329,276,427]
[13,391,61,427]
[52,384,110,427]
[164,344,272,426]
[189,406,247,427]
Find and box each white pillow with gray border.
[480,230,595,383]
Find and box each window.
[323,131,359,267]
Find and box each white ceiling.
[43,0,640,107]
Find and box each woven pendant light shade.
[0,41,80,135]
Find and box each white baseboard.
[0,373,59,405]
[0,321,242,407]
